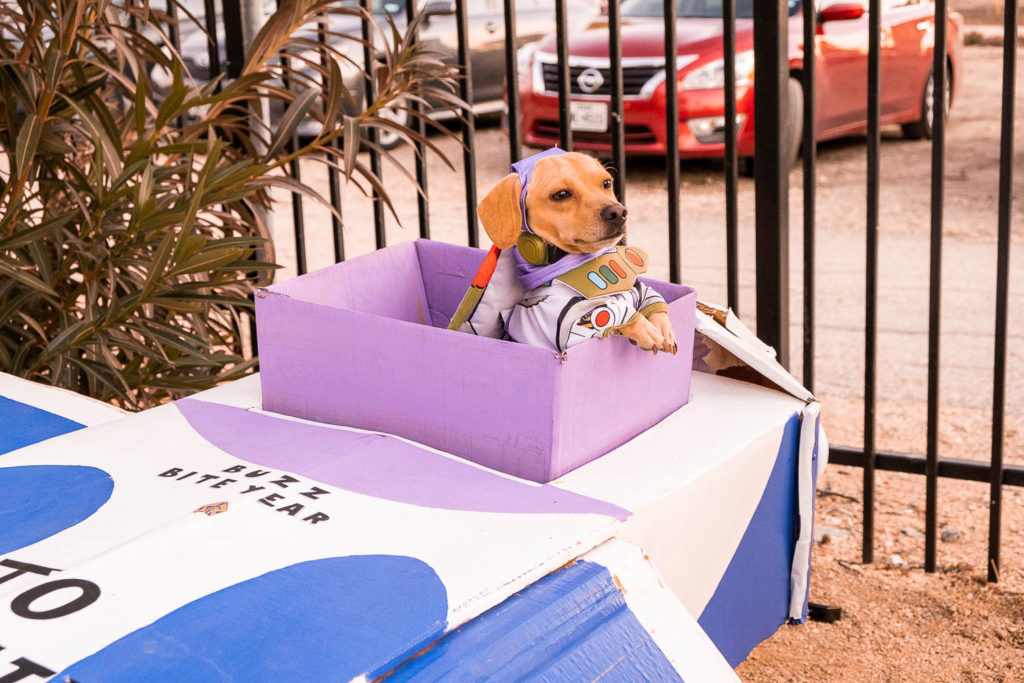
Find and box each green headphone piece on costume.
[516,232,550,266]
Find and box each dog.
[475,148,676,354]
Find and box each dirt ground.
[265,28,1024,682]
[737,32,1024,683]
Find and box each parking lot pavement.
[267,46,1023,453]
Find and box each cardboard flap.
[415,239,484,328]
[693,301,813,403]
[270,241,430,325]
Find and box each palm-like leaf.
[0,0,464,408]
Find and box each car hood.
[535,16,753,60]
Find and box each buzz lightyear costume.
[504,245,669,352]
[468,148,669,352]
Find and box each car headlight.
[516,41,540,84]
[681,50,754,91]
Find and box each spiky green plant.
[0,0,462,408]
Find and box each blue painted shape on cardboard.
[698,413,800,667]
[0,395,85,455]
[388,559,682,682]
[0,465,114,555]
[58,555,448,682]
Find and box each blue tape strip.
[388,559,682,682]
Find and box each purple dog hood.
[255,240,696,483]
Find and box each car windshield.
[620,0,800,18]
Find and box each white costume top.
[502,246,667,353]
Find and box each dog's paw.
[646,311,677,355]
[613,315,666,354]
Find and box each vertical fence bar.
[320,15,345,263]
[607,0,626,202]
[225,0,259,357]
[722,0,739,313]
[801,0,816,392]
[273,0,308,273]
[752,0,789,366]
[203,0,221,88]
[454,0,478,246]
[988,0,1015,583]
[129,2,140,40]
[406,0,430,239]
[554,0,572,151]
[862,0,881,565]
[222,0,244,78]
[360,0,387,250]
[286,150,308,274]
[503,0,522,163]
[328,156,345,262]
[925,0,948,574]
[165,0,180,51]
[166,0,185,129]
[664,0,680,283]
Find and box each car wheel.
[902,65,951,140]
[785,76,804,170]
[375,101,410,150]
[738,77,802,178]
[738,156,755,178]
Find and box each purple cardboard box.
[256,239,695,483]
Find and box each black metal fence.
[180,0,1018,581]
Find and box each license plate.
[570,101,608,133]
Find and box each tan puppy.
[477,152,676,353]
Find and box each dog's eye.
[551,190,573,201]
[602,178,613,190]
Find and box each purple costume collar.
[510,148,614,291]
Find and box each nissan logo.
[577,68,605,94]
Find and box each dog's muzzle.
[601,203,628,236]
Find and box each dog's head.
[477,152,627,254]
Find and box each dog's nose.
[601,203,627,227]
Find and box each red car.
[514,0,963,161]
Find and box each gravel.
[943,528,963,543]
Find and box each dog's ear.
[477,173,522,250]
